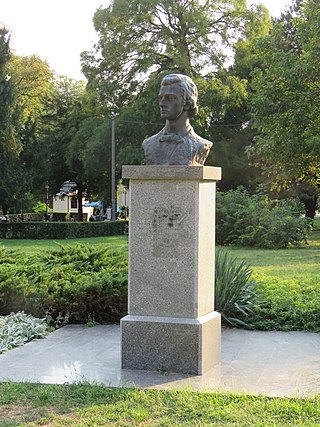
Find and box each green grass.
[0,382,319,426]
[0,235,128,254]
[224,223,320,331]
[224,229,320,281]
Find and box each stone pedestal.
[121,165,222,375]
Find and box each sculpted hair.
[161,74,198,117]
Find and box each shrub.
[215,248,256,327]
[0,221,128,239]
[247,273,320,332]
[216,188,311,248]
[0,312,49,353]
[1,244,318,332]
[0,245,128,323]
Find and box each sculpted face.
[143,74,213,165]
[158,83,185,121]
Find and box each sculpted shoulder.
[193,132,213,150]
[142,130,164,150]
[189,131,213,165]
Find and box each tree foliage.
[80,1,272,194]
[8,55,53,127]
[6,56,54,211]
[216,187,311,248]
[44,77,91,219]
[250,0,320,187]
[0,29,18,157]
[81,0,247,106]
[2,0,294,215]
[0,29,22,214]
[0,51,58,214]
[0,52,92,215]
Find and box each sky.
[1,0,292,81]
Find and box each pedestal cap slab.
[122,165,222,181]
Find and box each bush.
[0,312,49,353]
[0,221,128,239]
[0,245,128,323]
[215,248,256,327]
[216,188,311,248]
[1,245,258,328]
[247,273,320,332]
[1,244,319,332]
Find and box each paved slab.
[0,325,319,397]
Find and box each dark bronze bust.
[143,74,213,166]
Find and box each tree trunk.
[303,195,317,219]
[77,182,84,222]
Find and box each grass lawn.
[226,233,320,280]
[0,382,319,427]
[223,218,320,280]
[0,235,128,255]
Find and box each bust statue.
[143,74,213,166]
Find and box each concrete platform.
[0,325,319,398]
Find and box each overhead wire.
[112,118,246,127]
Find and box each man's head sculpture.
[143,73,213,166]
[160,74,198,118]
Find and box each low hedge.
[1,244,319,331]
[0,245,128,323]
[246,273,320,332]
[0,221,128,239]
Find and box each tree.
[206,3,271,191]
[44,77,89,220]
[81,0,247,107]
[8,55,53,126]
[77,117,114,206]
[80,1,275,194]
[0,27,21,214]
[115,5,272,191]
[65,92,105,221]
[194,71,259,191]
[250,0,320,215]
[6,55,54,212]
[0,54,59,215]
[0,28,17,153]
[231,3,271,81]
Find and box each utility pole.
[111,113,116,221]
[45,184,49,221]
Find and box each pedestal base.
[121,312,221,375]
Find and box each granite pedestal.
[121,166,222,374]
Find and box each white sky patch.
[1,0,111,80]
[248,0,292,17]
[1,0,293,80]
